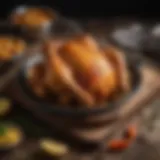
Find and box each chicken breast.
[59,35,117,102]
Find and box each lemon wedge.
[40,138,69,157]
[0,124,23,148]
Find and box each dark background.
[1,0,160,18]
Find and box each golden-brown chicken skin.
[60,36,117,102]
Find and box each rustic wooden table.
[1,19,160,160]
[1,95,160,160]
[0,59,159,160]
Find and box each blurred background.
[0,1,159,160]
[1,0,160,18]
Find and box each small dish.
[9,5,59,41]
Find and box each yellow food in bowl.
[12,8,55,28]
[0,37,26,60]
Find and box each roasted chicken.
[29,35,130,107]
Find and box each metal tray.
[17,53,141,118]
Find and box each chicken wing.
[103,46,130,92]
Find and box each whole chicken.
[59,35,118,102]
[29,35,130,107]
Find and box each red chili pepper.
[108,139,130,151]
[107,125,137,151]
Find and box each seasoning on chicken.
[28,35,130,107]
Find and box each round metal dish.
[18,53,141,118]
[7,51,141,143]
[9,5,59,41]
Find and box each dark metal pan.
[5,50,141,145]
[17,52,141,119]
[5,51,140,145]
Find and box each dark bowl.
[8,47,141,143]
[17,53,141,119]
[9,5,59,41]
